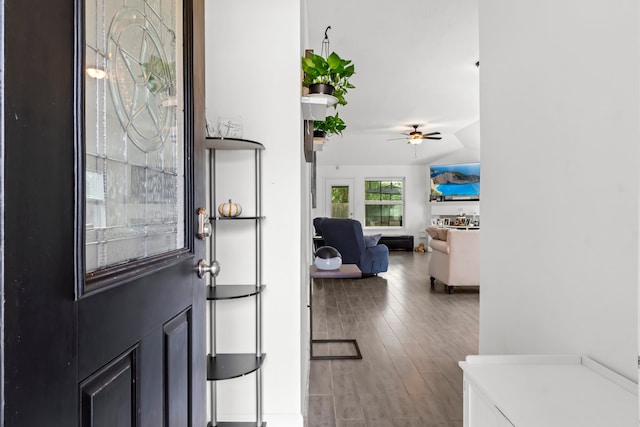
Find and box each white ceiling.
[305,0,480,166]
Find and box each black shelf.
[207,285,266,300]
[206,138,264,426]
[207,353,266,381]
[211,216,265,221]
[207,422,266,427]
[205,137,265,151]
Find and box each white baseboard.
[266,413,304,426]
[215,413,303,427]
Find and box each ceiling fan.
[388,125,442,145]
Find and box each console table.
[459,355,637,426]
[378,235,414,251]
[309,264,362,360]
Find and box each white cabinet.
[460,355,637,427]
[429,201,480,228]
[466,380,514,426]
[430,201,480,217]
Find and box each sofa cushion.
[430,239,449,254]
[427,226,449,241]
[426,226,440,239]
[364,233,382,247]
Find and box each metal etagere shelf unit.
[204,137,266,427]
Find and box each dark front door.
[3,0,206,425]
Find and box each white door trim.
[324,178,354,219]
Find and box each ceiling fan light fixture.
[386,124,441,143]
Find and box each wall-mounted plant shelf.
[301,94,338,120]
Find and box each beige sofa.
[427,227,480,293]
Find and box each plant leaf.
[326,52,342,69]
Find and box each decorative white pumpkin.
[218,199,242,217]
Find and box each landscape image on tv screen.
[430,162,480,201]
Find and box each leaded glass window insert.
[85,0,185,273]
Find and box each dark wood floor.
[305,251,479,427]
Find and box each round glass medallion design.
[107,8,176,153]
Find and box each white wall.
[314,164,430,245]
[300,0,312,415]
[479,0,639,380]
[314,159,484,246]
[205,1,304,425]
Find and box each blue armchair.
[315,218,389,275]
[312,217,327,250]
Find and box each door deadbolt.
[195,208,211,239]
[197,259,220,278]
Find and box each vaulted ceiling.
[305,0,480,165]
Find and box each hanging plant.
[314,112,346,137]
[301,52,355,107]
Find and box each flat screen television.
[430,162,480,201]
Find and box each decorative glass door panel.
[325,178,353,219]
[85,0,185,274]
[330,186,350,218]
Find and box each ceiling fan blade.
[424,136,442,140]
[423,132,441,136]
[386,137,409,141]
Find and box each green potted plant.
[313,112,346,140]
[302,52,355,107]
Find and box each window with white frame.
[364,178,404,227]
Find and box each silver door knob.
[197,259,220,278]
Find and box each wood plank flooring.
[305,251,479,427]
